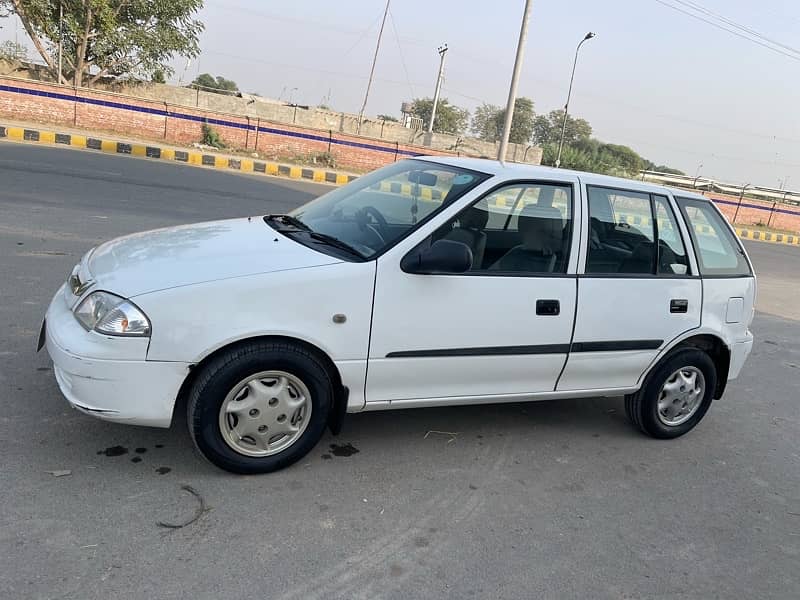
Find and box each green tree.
[471,103,502,141]
[410,97,469,135]
[472,98,535,144]
[1,0,203,87]
[532,109,592,147]
[0,39,27,61]
[493,97,535,144]
[650,164,685,175]
[192,73,239,93]
[597,143,644,176]
[377,114,398,122]
[542,144,600,173]
[151,68,166,84]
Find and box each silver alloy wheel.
[218,370,312,457]
[656,366,706,427]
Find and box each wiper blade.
[307,232,365,259]
[265,214,312,231]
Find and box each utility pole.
[57,1,63,84]
[497,0,534,163]
[427,44,448,134]
[555,31,595,168]
[357,0,390,135]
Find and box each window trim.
[675,196,753,278]
[652,194,693,277]
[583,184,696,279]
[400,178,577,278]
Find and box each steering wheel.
[357,206,388,241]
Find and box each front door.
[367,179,580,405]
[557,183,702,391]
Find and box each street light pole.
[732,183,750,224]
[692,163,703,188]
[555,31,594,168]
[427,44,448,134]
[497,0,534,163]
[357,0,390,135]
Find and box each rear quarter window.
[676,197,752,276]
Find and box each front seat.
[490,204,563,272]
[441,206,488,269]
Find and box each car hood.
[86,217,342,298]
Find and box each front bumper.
[44,285,190,428]
[728,330,754,381]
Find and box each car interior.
[432,184,572,273]
[586,190,689,275]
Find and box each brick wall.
[0,75,541,173]
[708,193,800,233]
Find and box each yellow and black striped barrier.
[0,124,357,186]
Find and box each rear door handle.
[536,299,560,316]
[670,299,688,313]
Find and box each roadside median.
[0,123,358,186]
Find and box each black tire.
[624,348,717,439]
[187,341,332,474]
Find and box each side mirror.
[401,239,473,274]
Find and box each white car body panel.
[138,260,376,411]
[88,218,340,298]
[557,277,702,390]
[42,158,757,429]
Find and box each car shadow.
[328,395,637,448]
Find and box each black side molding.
[386,344,571,358]
[571,339,662,352]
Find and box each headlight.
[74,291,151,336]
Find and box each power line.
[387,8,416,99]
[339,12,383,59]
[203,0,370,37]
[652,0,800,62]
[671,0,800,57]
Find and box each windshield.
[286,160,490,259]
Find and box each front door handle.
[536,299,560,316]
[670,299,688,313]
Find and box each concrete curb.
[0,123,359,186]
[735,227,800,246]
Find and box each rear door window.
[653,196,690,275]
[586,187,656,274]
[676,197,751,276]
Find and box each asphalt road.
[1,142,798,600]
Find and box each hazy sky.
[2,0,798,188]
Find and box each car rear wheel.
[187,341,332,474]
[624,348,717,439]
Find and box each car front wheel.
[187,341,332,474]
[625,348,717,439]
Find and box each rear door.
[558,182,702,391]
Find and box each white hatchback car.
[41,157,756,473]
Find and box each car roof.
[414,155,709,202]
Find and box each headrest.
[459,206,489,230]
[518,204,563,252]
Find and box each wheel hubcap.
[218,370,312,457]
[656,366,706,427]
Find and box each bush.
[313,151,336,168]
[201,123,225,149]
